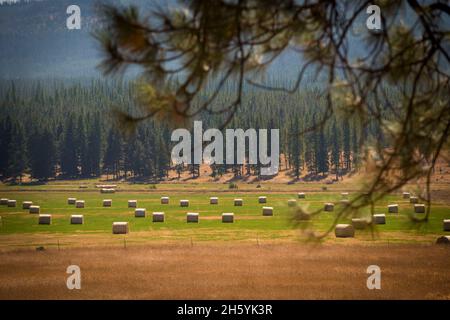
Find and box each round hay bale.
[75,200,85,208]
[402,192,410,199]
[222,213,234,223]
[187,212,199,223]
[67,197,76,205]
[180,199,189,207]
[373,214,386,225]
[152,212,165,223]
[341,192,349,198]
[134,208,146,218]
[410,196,419,204]
[29,205,40,214]
[340,199,350,206]
[210,197,219,205]
[38,214,52,225]
[258,196,267,204]
[388,204,398,213]
[7,200,16,207]
[128,200,137,208]
[112,222,129,234]
[297,192,306,199]
[234,199,243,206]
[0,198,9,205]
[22,201,33,209]
[287,199,297,207]
[70,215,84,224]
[436,236,450,245]
[324,203,334,212]
[443,219,450,231]
[352,218,369,230]
[161,196,169,204]
[103,199,112,207]
[262,206,273,216]
[414,204,425,213]
[335,224,355,238]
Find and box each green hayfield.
[0,183,449,245]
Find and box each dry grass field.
[1,243,449,300]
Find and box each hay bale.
[443,219,450,231]
[67,198,76,205]
[335,224,355,238]
[258,196,267,204]
[29,205,40,214]
[436,236,450,245]
[161,196,169,204]
[341,192,349,198]
[222,213,234,223]
[75,200,85,208]
[298,192,306,199]
[288,199,297,207]
[22,201,33,209]
[410,196,419,204]
[187,212,199,223]
[324,203,334,212]
[0,198,8,205]
[128,200,137,208]
[180,199,189,207]
[7,200,16,207]
[388,204,398,213]
[38,214,52,225]
[112,222,129,234]
[70,215,84,224]
[340,199,350,206]
[152,212,165,222]
[373,214,386,225]
[210,197,219,205]
[262,206,273,216]
[352,218,369,230]
[234,199,243,206]
[103,199,112,207]
[101,188,115,194]
[414,204,425,213]
[402,192,410,199]
[96,184,117,188]
[135,208,146,218]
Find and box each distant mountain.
[0,0,372,80]
[0,0,160,79]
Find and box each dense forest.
[0,78,387,183]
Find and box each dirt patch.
[0,243,449,299]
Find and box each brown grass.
[0,243,449,299]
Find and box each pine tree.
[86,115,101,177]
[342,118,351,171]
[316,127,328,176]
[330,121,341,180]
[76,115,88,177]
[0,116,12,178]
[60,116,78,177]
[103,128,122,179]
[7,122,27,182]
[28,127,56,180]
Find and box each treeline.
[0,79,383,183]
